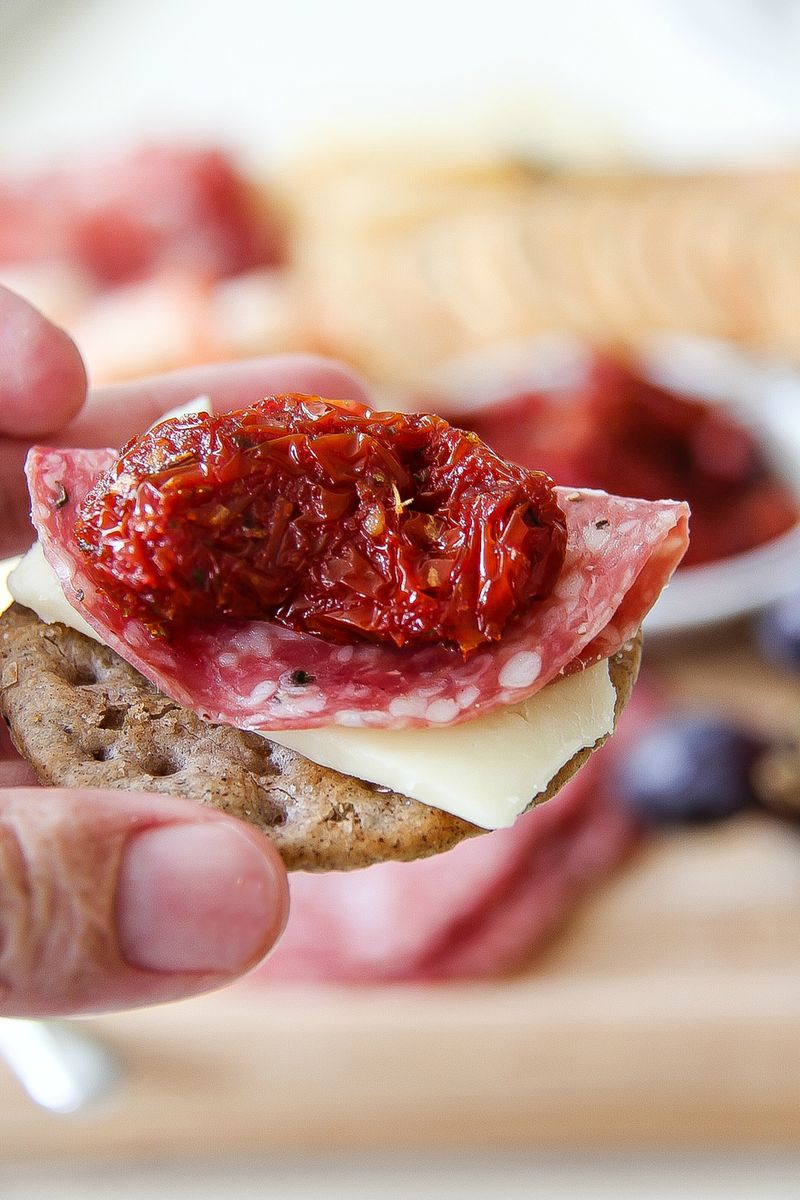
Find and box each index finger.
[62,354,373,448]
[0,286,87,437]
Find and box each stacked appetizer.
[1,394,688,872]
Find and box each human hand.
[0,285,369,1017]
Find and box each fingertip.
[0,286,87,436]
[116,819,290,975]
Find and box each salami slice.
[27,446,688,731]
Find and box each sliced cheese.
[9,541,99,642]
[259,662,614,829]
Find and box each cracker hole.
[142,753,182,778]
[98,707,125,730]
[254,789,286,827]
[71,664,99,687]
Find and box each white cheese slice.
[259,662,614,829]
[9,541,100,642]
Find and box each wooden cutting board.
[1,815,799,1160]
[1,604,799,1158]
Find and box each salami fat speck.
[27,446,688,731]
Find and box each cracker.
[0,603,641,872]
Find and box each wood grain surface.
[1,815,799,1160]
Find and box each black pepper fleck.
[289,669,316,687]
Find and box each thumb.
[0,788,289,1017]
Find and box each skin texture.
[0,284,370,1016]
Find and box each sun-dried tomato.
[74,395,567,653]
[459,355,799,568]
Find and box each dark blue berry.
[615,713,766,825]
[756,591,800,670]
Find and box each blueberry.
[615,713,766,825]
[756,591,800,670]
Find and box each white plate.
[430,333,800,637]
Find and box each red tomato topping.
[458,355,799,568]
[74,396,567,653]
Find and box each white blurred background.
[3,0,800,172]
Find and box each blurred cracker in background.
[277,148,800,388]
[7,138,800,394]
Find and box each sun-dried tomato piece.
[459,355,799,568]
[73,395,567,653]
